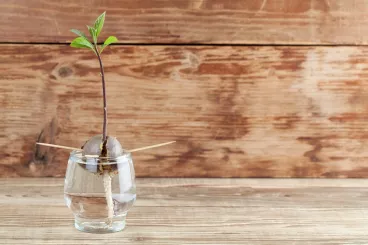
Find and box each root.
[103,171,113,225]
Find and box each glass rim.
[69,150,131,165]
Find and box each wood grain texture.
[2,0,368,44]
[1,178,368,244]
[2,44,368,177]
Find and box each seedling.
[70,12,121,225]
[37,12,175,230]
[70,12,119,156]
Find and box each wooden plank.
[2,44,368,177]
[1,178,368,244]
[2,0,368,44]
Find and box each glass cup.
[64,150,136,233]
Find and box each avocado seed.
[81,135,124,173]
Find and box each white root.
[103,171,114,225]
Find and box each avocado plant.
[36,12,175,230]
[70,12,121,225]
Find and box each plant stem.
[94,46,112,226]
[94,46,107,142]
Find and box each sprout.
[70,12,120,226]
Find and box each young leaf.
[70,29,86,38]
[94,12,106,37]
[100,36,118,53]
[104,36,118,46]
[70,37,96,54]
[87,25,97,44]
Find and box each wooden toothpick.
[36,142,81,151]
[128,141,176,153]
[36,141,176,154]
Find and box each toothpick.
[127,141,176,153]
[36,142,81,151]
[35,141,176,155]
[85,141,176,157]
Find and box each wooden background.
[1,0,368,177]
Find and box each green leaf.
[94,12,106,37]
[104,36,118,46]
[70,37,96,54]
[87,25,97,44]
[70,29,86,38]
[100,36,118,53]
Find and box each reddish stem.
[95,46,107,141]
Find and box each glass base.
[74,216,126,233]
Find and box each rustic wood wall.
[1,0,368,177]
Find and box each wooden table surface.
[1,178,368,244]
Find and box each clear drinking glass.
[64,151,136,233]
